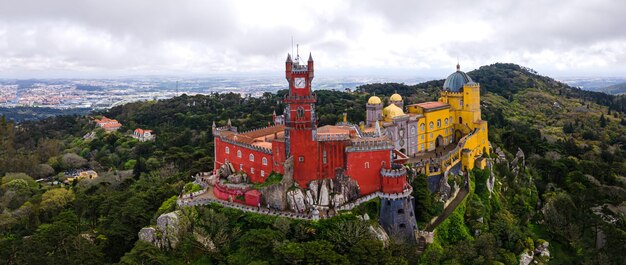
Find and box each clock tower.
[284,51,319,186]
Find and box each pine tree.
[599,114,607,128]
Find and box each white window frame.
[237,150,242,158]
[249,154,254,162]
[225,146,230,154]
[262,157,267,165]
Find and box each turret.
[285,53,293,81]
[307,53,314,80]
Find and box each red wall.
[382,175,407,194]
[290,129,319,187]
[214,137,274,183]
[345,149,391,195]
[271,140,286,174]
[317,141,347,179]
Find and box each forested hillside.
[0,63,625,264]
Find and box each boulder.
[287,188,307,212]
[138,227,158,246]
[309,180,319,204]
[260,184,287,210]
[156,210,187,249]
[318,179,330,206]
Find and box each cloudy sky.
[0,0,625,78]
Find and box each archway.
[454,130,463,142]
[435,135,443,148]
[459,117,463,124]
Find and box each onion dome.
[390,93,402,102]
[383,104,405,121]
[368,96,382,104]
[443,63,475,92]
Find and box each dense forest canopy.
[0,63,625,264]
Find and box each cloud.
[0,0,625,77]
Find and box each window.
[421,135,424,140]
[429,122,434,130]
[298,156,305,162]
[262,157,268,165]
[430,133,433,139]
[251,168,254,174]
[420,123,425,131]
[430,142,433,149]
[239,164,243,170]
[437,119,441,128]
[421,144,424,150]
[249,154,254,162]
[225,147,230,154]
[261,170,265,177]
[237,150,242,158]
[296,107,305,118]
[323,149,327,164]
[398,209,404,214]
[365,162,370,169]
[459,117,463,124]
[381,161,386,167]
[444,118,448,125]
[410,126,416,135]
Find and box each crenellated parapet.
[219,136,273,154]
[346,139,394,152]
[380,166,407,178]
[316,133,350,141]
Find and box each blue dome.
[443,64,475,92]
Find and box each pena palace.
[209,51,490,213]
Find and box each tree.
[599,114,607,128]
[62,153,88,169]
[40,188,75,214]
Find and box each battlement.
[219,136,273,154]
[316,133,350,141]
[381,166,407,178]
[346,139,393,152]
[284,94,316,103]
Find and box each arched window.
[239,164,243,170]
[251,168,254,174]
[381,161,386,167]
[261,170,265,177]
[225,147,230,154]
[296,107,305,118]
[237,150,242,158]
[410,126,416,135]
[364,162,370,169]
[429,122,434,130]
[249,154,254,162]
[262,157,268,165]
[459,117,463,124]
[437,119,441,128]
[444,118,448,126]
[420,123,425,131]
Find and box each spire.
[374,120,382,137]
[286,53,292,62]
[456,59,460,71]
[227,119,232,127]
[308,52,313,62]
[212,121,216,128]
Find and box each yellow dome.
[383,104,405,121]
[390,93,402,102]
[368,96,382,104]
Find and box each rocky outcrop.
[259,156,294,210]
[138,210,188,249]
[286,188,307,212]
[227,173,248,184]
[487,158,495,194]
[511,148,525,176]
[437,171,452,201]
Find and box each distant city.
[0,75,623,110]
[0,76,426,110]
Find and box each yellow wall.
[409,108,453,152]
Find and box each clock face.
[294,78,306,88]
